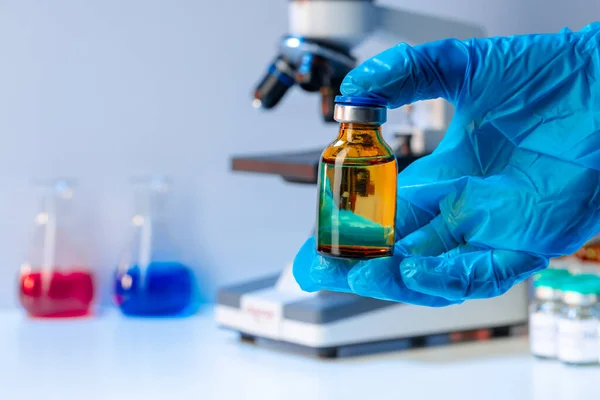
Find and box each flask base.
[19,269,95,319]
[27,309,92,319]
[114,262,194,317]
[317,244,393,260]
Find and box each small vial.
[557,277,599,366]
[598,297,600,364]
[529,274,567,359]
[316,96,397,259]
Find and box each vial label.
[557,319,598,364]
[529,312,557,358]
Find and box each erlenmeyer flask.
[18,179,95,318]
[113,176,194,316]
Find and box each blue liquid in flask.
[114,262,194,316]
[114,176,198,317]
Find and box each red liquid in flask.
[19,268,95,318]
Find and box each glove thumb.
[341,39,472,108]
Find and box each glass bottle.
[529,274,568,359]
[316,96,397,259]
[19,179,95,318]
[113,176,195,316]
[557,276,599,366]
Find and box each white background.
[0,0,598,308]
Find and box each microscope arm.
[373,6,486,45]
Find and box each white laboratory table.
[0,308,598,400]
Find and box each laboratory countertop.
[0,309,598,400]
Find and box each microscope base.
[231,324,521,359]
[215,275,529,358]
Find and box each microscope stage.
[231,148,422,184]
[215,275,529,357]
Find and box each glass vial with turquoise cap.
[557,275,600,366]
[529,269,570,359]
[316,96,397,259]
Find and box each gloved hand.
[293,23,600,306]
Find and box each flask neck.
[133,193,167,219]
[36,183,75,222]
[130,176,172,220]
[38,193,72,215]
[337,122,384,145]
[30,181,81,269]
[129,191,177,266]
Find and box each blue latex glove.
[293,23,600,306]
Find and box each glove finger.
[293,237,355,293]
[394,138,478,238]
[346,244,462,307]
[396,214,463,257]
[400,248,548,301]
[395,174,473,239]
[444,243,481,258]
[394,199,434,240]
[340,39,471,108]
[578,22,600,33]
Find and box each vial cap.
[533,276,562,290]
[532,268,571,283]
[334,96,387,124]
[335,95,387,108]
[561,274,600,295]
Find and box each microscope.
[216,0,530,357]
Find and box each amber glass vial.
[316,96,397,259]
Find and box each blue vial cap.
[334,95,387,108]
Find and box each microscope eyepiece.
[252,56,296,110]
